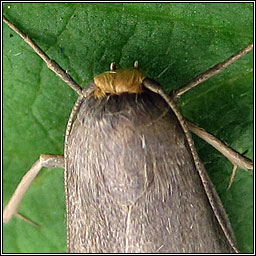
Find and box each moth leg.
[15,213,41,228]
[227,165,238,190]
[3,15,83,96]
[3,154,64,224]
[186,120,253,170]
[172,43,253,100]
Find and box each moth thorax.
[93,69,145,98]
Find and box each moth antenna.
[3,15,84,96]
[173,43,253,100]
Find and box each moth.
[3,14,253,253]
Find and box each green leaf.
[3,3,253,253]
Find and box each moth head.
[93,62,145,98]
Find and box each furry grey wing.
[65,91,235,253]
